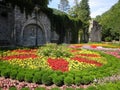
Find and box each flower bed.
[0,44,120,89]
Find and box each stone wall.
[0,5,71,46]
[0,4,14,46]
[14,7,51,46]
[89,20,102,42]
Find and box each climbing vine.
[41,8,82,43]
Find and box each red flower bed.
[2,54,38,60]
[71,57,102,67]
[47,58,69,72]
[90,45,97,48]
[77,54,100,57]
[70,49,80,53]
[12,49,37,53]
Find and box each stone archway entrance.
[22,24,46,46]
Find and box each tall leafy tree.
[96,1,120,41]
[0,0,52,15]
[58,0,70,13]
[78,0,90,22]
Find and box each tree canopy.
[96,1,120,41]
[0,0,51,14]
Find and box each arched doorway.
[22,24,46,46]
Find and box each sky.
[48,0,118,18]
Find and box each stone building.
[89,20,102,42]
[0,4,71,47]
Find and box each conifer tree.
[58,0,70,13]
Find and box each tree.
[78,0,90,22]
[96,1,120,41]
[58,0,70,13]
[0,0,52,15]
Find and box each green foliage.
[20,87,30,90]
[52,76,64,86]
[75,77,82,86]
[34,87,46,90]
[86,86,97,90]
[16,72,25,82]
[80,76,91,85]
[38,44,72,58]
[1,0,51,15]
[24,73,33,83]
[9,87,17,90]
[96,1,120,41]
[43,8,82,44]
[42,73,53,86]
[66,88,74,90]
[58,0,70,12]
[1,69,11,78]
[69,0,90,43]
[33,72,42,84]
[76,88,84,90]
[64,76,74,86]
[105,37,112,42]
[51,87,60,90]
[10,70,18,79]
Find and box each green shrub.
[33,72,42,84]
[75,77,82,86]
[105,37,112,42]
[80,76,92,85]
[34,87,46,90]
[20,87,30,90]
[86,86,97,90]
[24,73,33,83]
[51,87,60,90]
[64,76,74,86]
[76,88,84,90]
[53,76,64,86]
[10,70,18,79]
[9,86,17,90]
[66,88,74,90]
[1,69,11,78]
[42,73,53,86]
[16,72,25,82]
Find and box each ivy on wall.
[41,8,82,44]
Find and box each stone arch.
[21,24,46,46]
[20,11,51,46]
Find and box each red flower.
[77,54,100,57]
[2,54,38,60]
[91,45,97,48]
[47,58,69,72]
[71,57,102,67]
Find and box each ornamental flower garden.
[0,43,120,89]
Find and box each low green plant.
[42,73,53,86]
[80,76,91,85]
[9,86,17,90]
[75,77,82,86]
[33,72,42,84]
[53,76,64,86]
[76,88,84,90]
[24,73,33,83]
[34,87,46,90]
[10,70,18,79]
[105,37,112,42]
[51,87,60,90]
[66,88,75,90]
[64,76,74,86]
[20,87,30,90]
[1,69,11,78]
[16,72,25,82]
[86,86,97,90]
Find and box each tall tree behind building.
[58,0,70,13]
